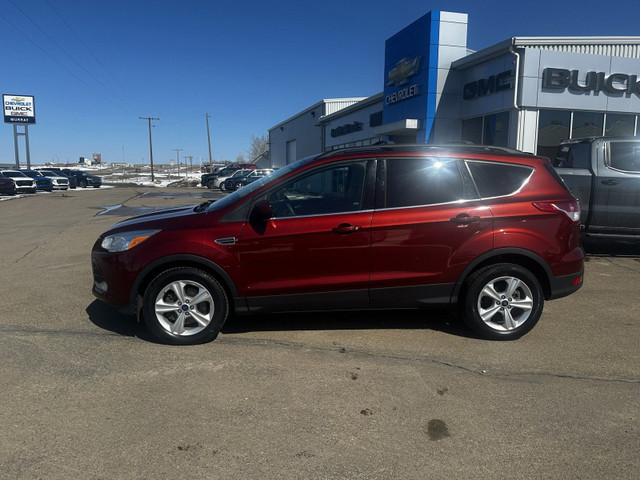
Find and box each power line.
[0,11,125,110]
[7,0,135,113]
[43,0,133,98]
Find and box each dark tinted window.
[605,114,636,137]
[268,161,367,217]
[537,110,570,159]
[467,161,533,198]
[572,111,603,138]
[462,117,482,145]
[609,142,640,172]
[554,142,590,169]
[385,158,465,208]
[483,111,509,147]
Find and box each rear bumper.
[548,269,584,300]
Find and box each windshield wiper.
[194,200,214,212]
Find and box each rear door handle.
[450,213,480,225]
[332,223,361,234]
[601,179,619,186]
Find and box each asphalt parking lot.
[0,187,638,479]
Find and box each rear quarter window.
[466,161,533,198]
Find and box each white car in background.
[215,169,251,190]
[0,170,35,194]
[38,170,70,190]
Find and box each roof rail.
[319,143,535,159]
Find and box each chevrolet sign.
[386,57,421,87]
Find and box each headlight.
[101,229,160,252]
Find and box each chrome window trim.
[271,209,375,221]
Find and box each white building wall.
[458,53,518,118]
[432,12,468,143]
[269,99,365,167]
[323,100,384,149]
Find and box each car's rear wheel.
[235,182,245,190]
[220,182,227,191]
[142,268,228,345]
[461,263,543,340]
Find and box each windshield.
[3,171,28,178]
[207,154,319,212]
[40,171,58,177]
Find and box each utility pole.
[173,148,182,178]
[188,155,193,173]
[139,117,159,181]
[182,156,189,178]
[206,113,213,166]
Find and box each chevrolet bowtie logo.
[386,57,421,87]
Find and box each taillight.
[532,200,581,223]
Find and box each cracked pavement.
[0,187,638,479]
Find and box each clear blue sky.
[1,0,638,165]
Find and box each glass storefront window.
[462,117,482,145]
[483,112,509,147]
[537,110,571,159]
[572,111,604,138]
[605,114,635,137]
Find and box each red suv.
[92,145,584,344]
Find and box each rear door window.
[608,142,640,172]
[466,161,533,198]
[384,158,471,208]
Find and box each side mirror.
[253,200,273,222]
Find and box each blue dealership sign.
[383,11,440,142]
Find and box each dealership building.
[269,10,640,167]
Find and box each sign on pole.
[3,94,36,124]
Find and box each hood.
[106,204,204,234]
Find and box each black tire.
[235,182,245,190]
[207,179,216,189]
[460,263,543,340]
[142,267,229,345]
[220,182,226,191]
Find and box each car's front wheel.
[235,182,245,190]
[461,263,543,340]
[220,182,227,191]
[142,268,229,345]
[207,179,216,189]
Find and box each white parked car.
[216,169,251,190]
[38,170,70,190]
[0,170,35,194]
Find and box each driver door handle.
[332,223,361,234]
[450,213,480,225]
[601,179,619,186]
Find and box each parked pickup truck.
[553,137,640,235]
